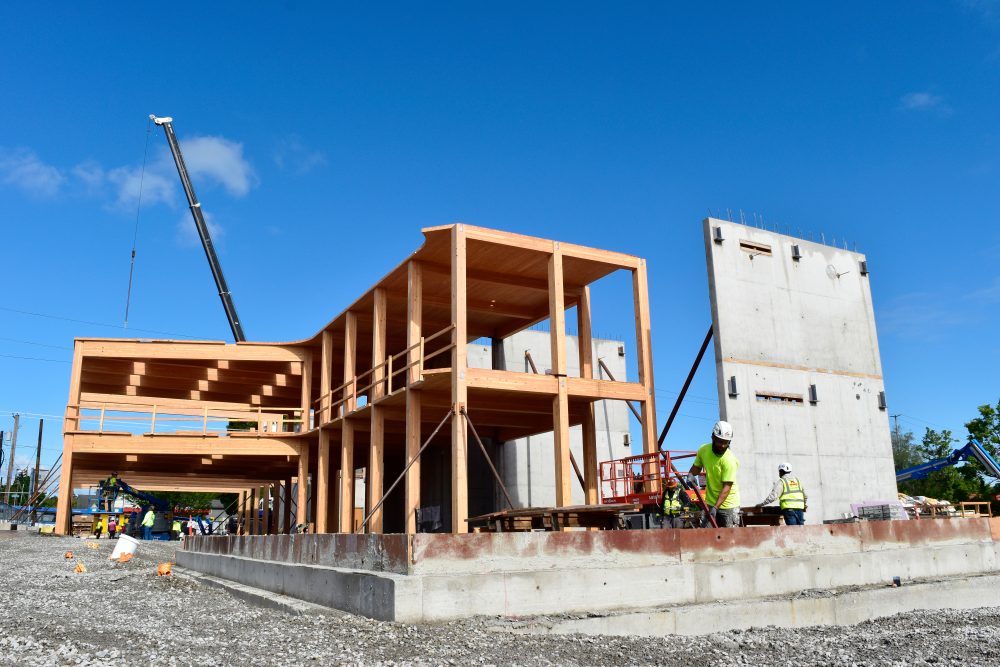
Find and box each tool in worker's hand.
[670,465,717,529]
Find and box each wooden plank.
[451,224,469,533]
[577,286,599,505]
[549,247,572,509]
[562,377,648,402]
[632,260,658,458]
[316,428,331,532]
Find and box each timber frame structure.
[55,225,657,535]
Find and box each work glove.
[707,506,718,519]
[684,473,699,489]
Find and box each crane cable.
[123,117,153,330]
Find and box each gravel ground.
[2,532,999,666]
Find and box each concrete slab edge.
[498,572,1000,637]
[173,566,338,617]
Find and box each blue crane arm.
[896,439,1000,482]
[112,479,171,512]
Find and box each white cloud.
[176,211,224,248]
[899,92,949,113]
[967,277,1000,303]
[71,160,105,191]
[105,158,177,210]
[181,136,257,196]
[0,148,65,197]
[273,137,327,175]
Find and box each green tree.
[891,429,921,471]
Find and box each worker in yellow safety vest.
[657,478,692,528]
[755,462,807,526]
[141,507,156,540]
[171,519,182,541]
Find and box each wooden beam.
[320,330,333,424]
[577,286,599,505]
[549,246,572,509]
[79,340,303,363]
[632,260,658,458]
[451,224,469,532]
[68,435,300,457]
[405,260,422,534]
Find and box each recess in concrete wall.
[703,218,897,521]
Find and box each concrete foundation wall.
[181,518,1000,623]
[703,218,896,520]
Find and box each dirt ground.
[1,531,998,666]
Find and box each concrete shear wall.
[703,218,897,520]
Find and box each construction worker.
[658,478,691,528]
[171,518,182,541]
[687,420,741,528]
[141,506,156,540]
[756,462,807,525]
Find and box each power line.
[0,336,72,350]
[0,353,69,364]
[0,305,208,339]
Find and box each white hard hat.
[778,462,792,474]
[712,420,733,441]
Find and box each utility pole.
[890,414,901,443]
[31,420,43,523]
[4,414,19,506]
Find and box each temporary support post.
[250,487,258,534]
[577,286,599,505]
[549,244,572,508]
[339,311,358,533]
[405,260,422,534]
[368,287,387,532]
[283,477,292,533]
[657,324,714,448]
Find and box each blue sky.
[1,2,999,477]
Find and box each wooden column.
[451,225,469,532]
[320,330,333,424]
[283,477,292,533]
[300,350,313,433]
[339,311,358,533]
[577,286,599,505]
[549,245,572,508]
[368,288,387,533]
[55,341,84,535]
[316,428,331,532]
[249,487,258,534]
[632,260,658,458]
[296,446,310,527]
[405,260,422,534]
[262,484,271,535]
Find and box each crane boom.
[896,438,1000,482]
[150,114,246,342]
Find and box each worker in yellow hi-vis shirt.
[686,420,741,528]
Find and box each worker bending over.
[687,420,741,528]
[756,462,807,525]
[658,478,692,528]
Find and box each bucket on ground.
[110,534,139,560]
